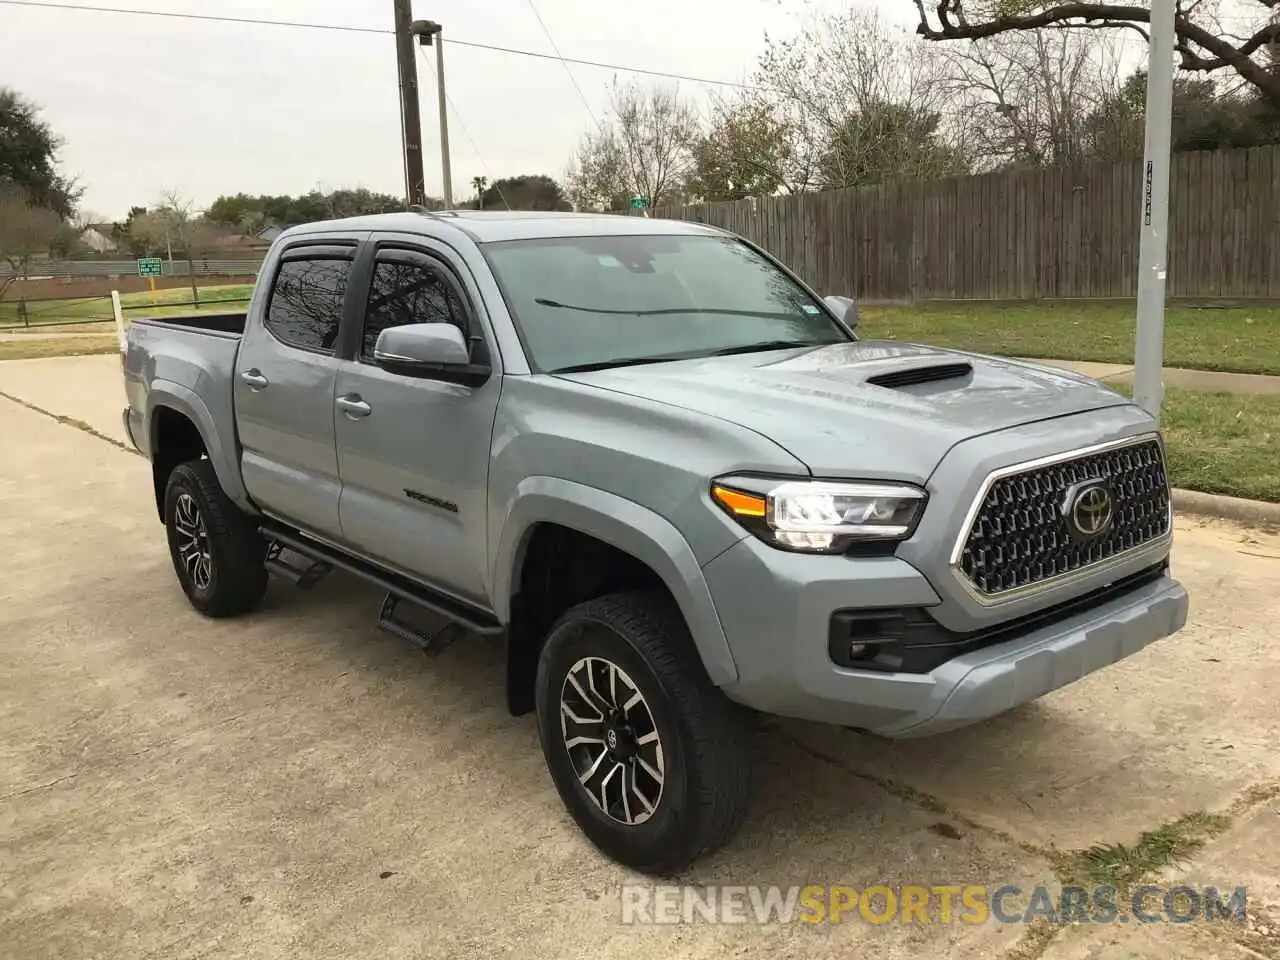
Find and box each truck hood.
[558,341,1133,482]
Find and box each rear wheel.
[163,460,267,617]
[535,590,753,874]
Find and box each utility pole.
[393,0,426,207]
[415,19,453,209]
[1133,0,1176,423]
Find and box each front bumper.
[702,536,1188,738]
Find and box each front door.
[234,242,356,538]
[333,243,501,605]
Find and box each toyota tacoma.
[120,210,1189,874]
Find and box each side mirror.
[373,323,489,385]
[823,295,859,330]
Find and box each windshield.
[481,234,851,373]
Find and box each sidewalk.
[1023,358,1280,395]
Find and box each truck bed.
[121,312,246,461]
[132,311,247,336]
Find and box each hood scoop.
[865,361,974,390]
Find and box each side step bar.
[378,594,464,655]
[260,523,504,638]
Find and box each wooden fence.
[653,144,1280,302]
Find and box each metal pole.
[393,0,426,207]
[1133,0,1176,423]
[434,31,453,209]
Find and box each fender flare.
[492,477,739,686]
[147,380,250,506]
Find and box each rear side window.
[361,257,469,359]
[265,256,352,353]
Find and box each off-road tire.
[535,589,753,875]
[163,459,267,617]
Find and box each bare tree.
[914,0,1280,107]
[130,189,214,302]
[565,81,703,211]
[0,186,63,303]
[753,8,969,189]
[940,29,1126,168]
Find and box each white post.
[1133,0,1176,422]
[435,32,453,209]
[110,289,127,354]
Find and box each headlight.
[711,479,926,553]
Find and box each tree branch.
[916,1,1280,104]
[1044,20,1150,40]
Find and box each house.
[79,224,118,253]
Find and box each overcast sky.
[2,0,918,219]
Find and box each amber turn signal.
[711,484,767,518]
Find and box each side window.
[362,257,469,360]
[265,256,351,353]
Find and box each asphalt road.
[1,356,1278,959]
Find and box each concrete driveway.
[1,356,1278,960]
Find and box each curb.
[1173,488,1280,527]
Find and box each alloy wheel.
[559,656,665,825]
[173,492,213,591]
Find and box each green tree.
[480,174,570,210]
[0,185,63,299]
[818,100,967,188]
[686,97,798,201]
[0,88,80,218]
[1085,70,1280,161]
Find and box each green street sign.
[137,258,163,278]
[629,196,649,210]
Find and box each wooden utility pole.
[394,0,426,207]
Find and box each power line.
[419,47,510,210]
[522,0,601,128]
[0,0,759,90]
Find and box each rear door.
[332,239,502,605]
[234,239,358,537]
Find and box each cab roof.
[281,209,729,245]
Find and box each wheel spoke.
[636,730,659,746]
[577,745,610,786]
[561,683,604,722]
[564,734,606,750]
[599,761,623,817]
[585,661,609,712]
[622,689,643,715]
[618,764,633,823]
[636,754,663,787]
[567,672,609,716]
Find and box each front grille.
[957,437,1171,597]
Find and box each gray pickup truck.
[122,210,1188,873]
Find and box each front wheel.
[163,459,267,617]
[535,590,753,875]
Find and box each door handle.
[240,369,269,390]
[336,394,372,419]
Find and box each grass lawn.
[0,335,120,361]
[859,302,1280,376]
[0,283,253,331]
[1158,388,1280,503]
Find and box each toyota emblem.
[1063,481,1114,538]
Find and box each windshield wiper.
[709,339,839,357]
[548,354,695,374]
[534,298,797,321]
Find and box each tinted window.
[362,257,469,359]
[265,257,351,353]
[482,235,846,373]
